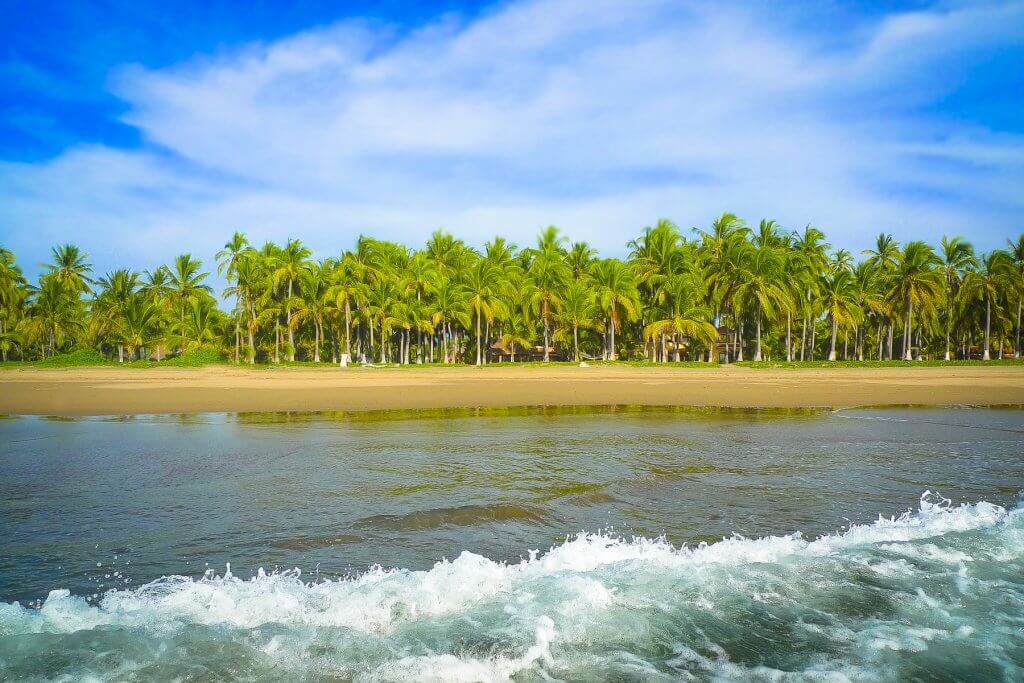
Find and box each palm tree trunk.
[887,322,894,360]
[945,301,952,361]
[286,280,295,361]
[118,343,124,363]
[674,333,681,362]
[573,324,579,362]
[344,300,352,357]
[809,316,816,361]
[543,300,550,362]
[610,314,616,360]
[828,314,838,361]
[475,310,482,366]
[983,295,991,360]
[785,312,791,362]
[754,302,763,362]
[903,295,913,361]
[708,308,719,362]
[799,314,806,361]
[1016,298,1022,359]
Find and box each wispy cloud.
[2,0,1022,281]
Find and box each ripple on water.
[353,503,552,531]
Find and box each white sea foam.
[1,493,1021,681]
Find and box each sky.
[1,0,1022,287]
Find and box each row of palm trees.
[1,216,1022,364]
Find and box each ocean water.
[1,406,1022,681]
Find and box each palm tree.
[558,280,597,361]
[0,248,27,360]
[291,262,332,362]
[567,241,597,281]
[643,273,718,361]
[864,233,901,359]
[327,253,363,362]
[216,232,250,362]
[792,225,830,361]
[430,276,469,363]
[464,260,506,365]
[939,236,976,360]
[963,251,1012,360]
[117,296,161,361]
[820,270,862,361]
[1008,235,1024,358]
[23,275,85,357]
[893,241,942,360]
[175,297,223,350]
[592,258,639,360]
[169,254,212,325]
[528,228,568,361]
[93,269,141,361]
[273,239,312,361]
[44,244,93,296]
[733,238,791,361]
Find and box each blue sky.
[1,0,1022,285]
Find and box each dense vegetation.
[1,216,1022,365]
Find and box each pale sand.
[0,365,1022,416]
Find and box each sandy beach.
[1,365,1022,415]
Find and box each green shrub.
[36,348,110,367]
[162,347,226,366]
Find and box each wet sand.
[1,365,1022,415]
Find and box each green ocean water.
[1,406,1023,681]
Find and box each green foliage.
[35,348,109,367]
[2,223,1023,367]
[161,347,226,366]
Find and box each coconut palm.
[216,232,250,362]
[792,225,830,361]
[893,241,943,360]
[93,269,141,361]
[429,276,469,363]
[733,238,791,361]
[464,260,507,365]
[962,251,1012,360]
[527,228,569,361]
[820,269,863,361]
[591,258,640,360]
[117,296,162,361]
[1008,235,1024,358]
[290,262,332,362]
[175,297,223,350]
[939,236,976,360]
[558,279,597,361]
[22,275,85,357]
[643,273,718,362]
[272,239,312,361]
[44,244,93,296]
[0,249,27,360]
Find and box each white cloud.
[2,0,1022,284]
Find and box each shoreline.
[2,365,1023,416]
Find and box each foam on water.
[2,493,1023,681]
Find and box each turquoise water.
[1,407,1023,681]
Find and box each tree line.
[1,215,1022,365]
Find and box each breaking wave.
[1,492,1022,681]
